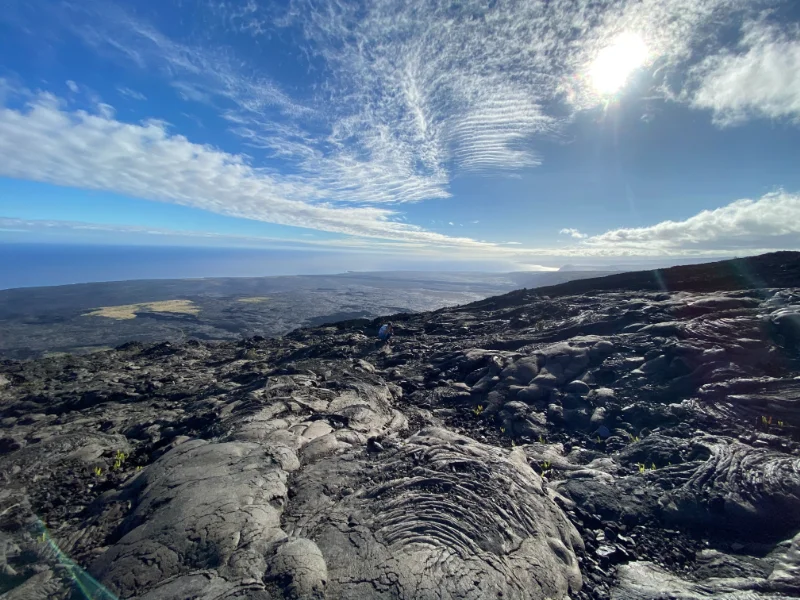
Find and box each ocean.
[0,244,348,290]
[0,243,513,290]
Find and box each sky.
[1,0,799,272]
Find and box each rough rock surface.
[3,266,800,598]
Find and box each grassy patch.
[237,297,270,304]
[83,300,200,320]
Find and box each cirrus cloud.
[2,0,798,267]
[9,0,783,213]
[0,91,490,249]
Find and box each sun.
[589,33,649,96]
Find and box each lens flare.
[34,519,120,600]
[589,33,649,96]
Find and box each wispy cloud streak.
[0,93,493,248]
[16,0,776,211]
[2,0,795,262]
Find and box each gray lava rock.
[587,387,616,406]
[517,383,550,404]
[501,356,539,385]
[661,439,800,538]
[500,401,547,438]
[4,273,800,599]
[595,425,611,439]
[267,538,327,599]
[281,427,583,599]
[590,340,615,362]
[769,307,800,347]
[471,373,499,394]
[590,407,608,428]
[532,371,559,389]
[89,440,289,597]
[565,380,590,395]
[639,355,670,375]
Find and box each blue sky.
[1,0,800,271]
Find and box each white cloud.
[4,92,796,260]
[17,0,768,211]
[50,1,449,205]
[0,216,360,251]
[559,228,588,239]
[117,86,146,101]
[51,2,310,124]
[66,80,79,93]
[581,191,800,255]
[0,93,494,250]
[2,0,795,264]
[691,22,800,125]
[170,81,213,104]
[0,216,542,264]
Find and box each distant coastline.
[0,243,346,290]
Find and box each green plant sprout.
[500,426,506,434]
[636,463,646,474]
[136,466,143,471]
[538,435,545,444]
[93,466,102,477]
[472,405,484,416]
[541,461,551,472]
[110,450,127,470]
[778,420,785,427]
[651,463,656,471]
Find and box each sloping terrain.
[530,251,800,297]
[0,270,615,360]
[2,254,800,599]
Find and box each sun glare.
[589,33,648,96]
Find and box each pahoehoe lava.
[2,253,800,599]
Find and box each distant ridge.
[535,251,800,296]
[469,252,800,309]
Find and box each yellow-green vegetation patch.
[237,297,270,304]
[83,299,200,320]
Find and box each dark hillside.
[539,251,800,295]
[468,251,800,311]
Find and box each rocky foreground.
[3,258,800,599]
